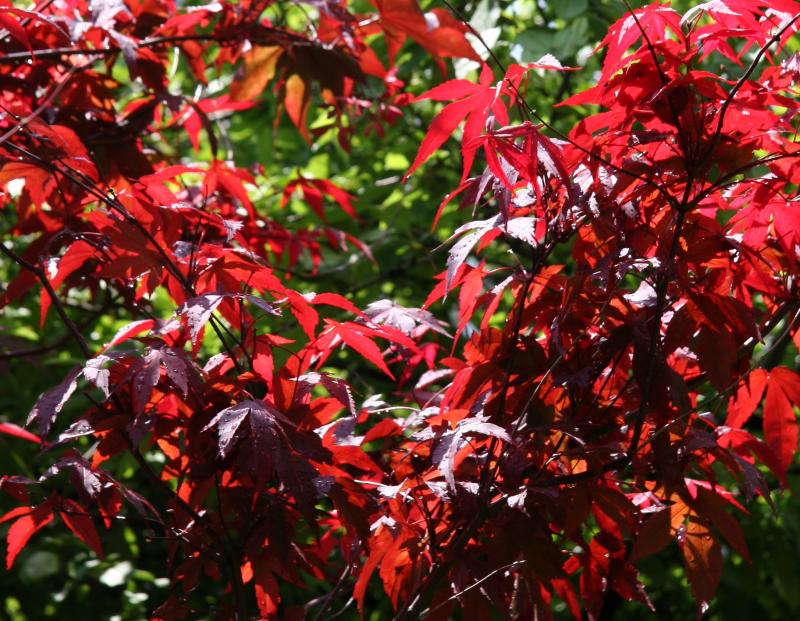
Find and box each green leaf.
[553,0,589,20]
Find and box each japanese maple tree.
[2,0,800,619]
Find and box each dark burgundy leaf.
[27,366,81,437]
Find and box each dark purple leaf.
[502,217,537,246]
[204,400,291,459]
[127,411,156,447]
[434,417,511,491]
[415,368,455,390]
[178,294,224,345]
[27,366,81,436]
[244,294,280,316]
[294,372,357,416]
[332,415,358,444]
[41,454,104,501]
[120,486,163,526]
[446,229,484,293]
[132,350,161,416]
[222,218,243,241]
[58,419,96,443]
[159,347,192,395]
[457,419,512,442]
[444,214,540,293]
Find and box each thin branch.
[308,565,352,621]
[420,560,526,619]
[0,243,92,359]
[0,65,79,146]
[128,446,250,621]
[440,0,677,208]
[3,141,246,374]
[701,12,800,163]
[0,27,313,65]
[0,304,106,360]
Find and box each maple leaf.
[763,366,800,475]
[690,485,750,563]
[230,45,284,102]
[59,498,104,559]
[178,294,224,345]
[630,507,671,561]
[27,367,82,437]
[2,502,54,569]
[369,0,480,64]
[363,299,451,337]
[111,346,199,417]
[725,369,769,429]
[131,349,162,416]
[293,372,357,416]
[203,400,292,460]
[281,174,357,221]
[203,400,326,522]
[38,242,97,328]
[178,96,256,153]
[177,292,278,346]
[40,455,108,505]
[5,0,800,615]
[681,518,723,612]
[432,416,511,491]
[101,319,156,352]
[406,64,509,182]
[270,41,365,140]
[314,320,417,379]
[443,215,537,292]
[597,4,684,82]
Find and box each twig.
[420,560,526,619]
[3,141,247,375]
[309,565,352,621]
[0,65,79,146]
[0,243,92,359]
[701,12,800,162]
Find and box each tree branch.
[0,243,92,359]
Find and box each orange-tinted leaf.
[230,46,283,102]
[681,518,722,608]
[254,570,280,618]
[284,74,310,142]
